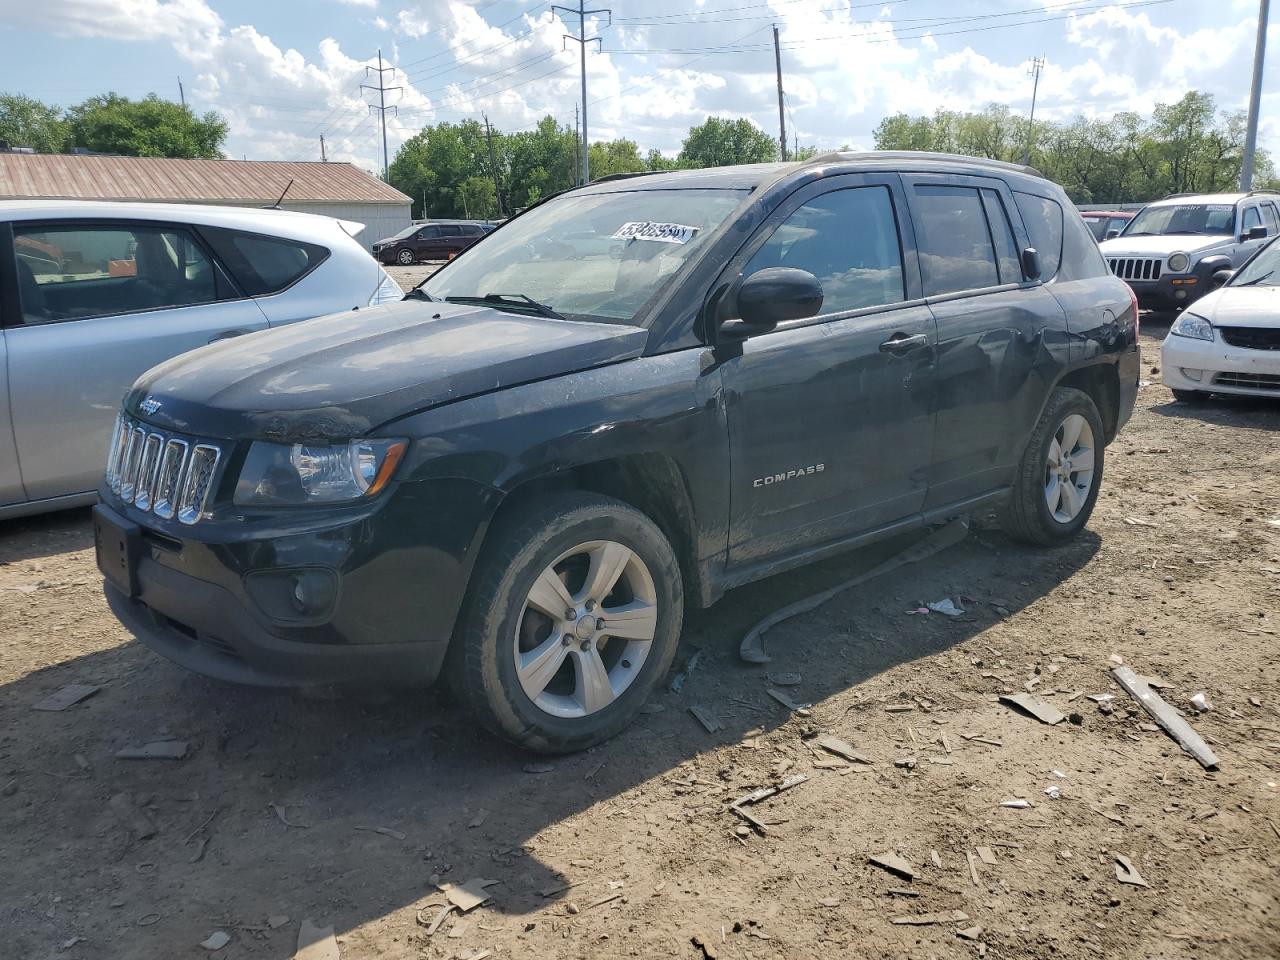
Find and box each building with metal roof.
[0,153,411,252]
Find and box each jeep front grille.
[105,414,223,525]
[1107,257,1163,281]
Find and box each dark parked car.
[372,220,490,265]
[95,152,1139,752]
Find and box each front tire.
[999,387,1105,546]
[396,248,415,265]
[449,492,684,753]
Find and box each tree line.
[874,91,1277,204]
[0,92,227,159]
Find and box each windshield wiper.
[1239,270,1275,286]
[444,293,566,320]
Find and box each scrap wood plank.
[730,774,808,808]
[868,850,914,880]
[294,920,340,960]
[32,684,100,712]
[1111,666,1219,770]
[891,910,970,926]
[999,693,1066,725]
[813,734,873,765]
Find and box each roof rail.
[800,149,1043,178]
[588,171,662,185]
[1245,188,1280,197]
[1158,192,1200,200]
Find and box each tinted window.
[1243,206,1262,231]
[1013,192,1064,279]
[440,225,463,237]
[1084,217,1108,241]
[912,185,999,296]
[1107,216,1129,237]
[1262,203,1279,232]
[1058,206,1109,282]
[201,227,328,296]
[13,223,220,324]
[419,226,441,239]
[462,224,483,236]
[744,186,905,314]
[981,189,1022,284]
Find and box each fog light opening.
[1174,289,1188,300]
[1180,368,1204,382]
[289,570,334,617]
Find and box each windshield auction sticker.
[612,221,700,244]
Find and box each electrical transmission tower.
[553,0,610,185]
[1021,56,1044,167]
[362,49,402,180]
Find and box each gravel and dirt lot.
[1,303,1278,960]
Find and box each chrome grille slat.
[103,414,223,524]
[1107,257,1163,282]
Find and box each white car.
[0,200,403,520]
[1162,237,1280,402]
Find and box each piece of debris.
[270,804,308,829]
[887,888,919,897]
[1114,854,1149,888]
[200,931,231,951]
[1111,667,1219,770]
[964,735,1003,747]
[738,517,968,662]
[585,893,622,910]
[32,683,101,712]
[115,740,189,760]
[1091,806,1125,826]
[765,688,811,713]
[691,933,718,959]
[891,911,970,925]
[1108,654,1125,666]
[966,851,980,886]
[294,919,339,960]
[976,846,997,866]
[885,704,914,714]
[926,598,964,616]
[108,792,156,840]
[930,850,942,869]
[468,811,488,829]
[769,672,802,687]
[999,693,1066,725]
[1087,693,1114,704]
[957,926,983,940]
[1044,785,1062,799]
[566,902,580,915]
[905,606,930,615]
[355,824,406,840]
[1000,799,1033,809]
[522,763,555,774]
[1122,517,1157,527]
[730,774,808,810]
[268,915,290,929]
[440,878,501,913]
[813,734,873,764]
[1190,692,1213,713]
[868,850,914,881]
[818,897,841,907]
[669,649,702,692]
[60,936,84,950]
[894,757,916,770]
[419,905,453,935]
[689,704,723,733]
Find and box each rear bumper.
[1162,333,1280,398]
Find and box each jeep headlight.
[1167,252,1190,273]
[234,438,407,505]
[1170,312,1213,341]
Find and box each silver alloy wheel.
[1044,413,1096,523]
[514,540,658,719]
[397,248,414,265]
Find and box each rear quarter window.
[200,228,329,296]
[1013,192,1063,280]
[1057,206,1109,282]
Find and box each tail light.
[1127,284,1139,339]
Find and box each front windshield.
[421,187,748,325]
[389,224,421,240]
[1231,239,1279,286]
[1123,203,1235,237]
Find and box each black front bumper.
[95,477,500,688]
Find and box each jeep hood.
[1184,284,1280,328]
[125,300,648,442]
[1100,234,1225,257]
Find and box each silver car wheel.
[1044,413,1095,523]
[397,248,415,265]
[513,540,658,720]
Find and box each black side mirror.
[1105,228,1121,240]
[1020,246,1041,281]
[1246,225,1268,241]
[1211,268,1234,288]
[719,267,823,341]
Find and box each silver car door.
[0,330,28,508]
[6,220,269,501]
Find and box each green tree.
[388,119,494,218]
[67,94,226,158]
[677,116,778,168]
[0,93,68,152]
[645,148,678,171]
[587,138,648,178]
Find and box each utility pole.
[177,77,186,109]
[573,103,581,186]
[320,134,327,162]
[553,0,610,185]
[361,49,402,180]
[483,113,504,217]
[1241,0,1270,190]
[1021,56,1044,166]
[773,24,787,162]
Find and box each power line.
[361,49,403,179]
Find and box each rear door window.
[744,185,905,315]
[980,188,1022,284]
[1013,192,1064,280]
[1261,203,1279,233]
[13,223,223,324]
[911,185,1000,296]
[201,227,329,296]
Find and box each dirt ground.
[2,310,1278,960]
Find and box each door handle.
[879,332,930,354]
[208,329,252,344]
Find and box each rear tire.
[1171,388,1208,404]
[448,492,684,753]
[999,387,1105,546]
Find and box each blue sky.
[1,0,1275,175]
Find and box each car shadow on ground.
[0,516,1100,955]
[0,505,95,564]
[1150,394,1280,431]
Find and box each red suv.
[373,221,492,265]
[1080,210,1134,242]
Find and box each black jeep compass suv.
[95,152,1139,752]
